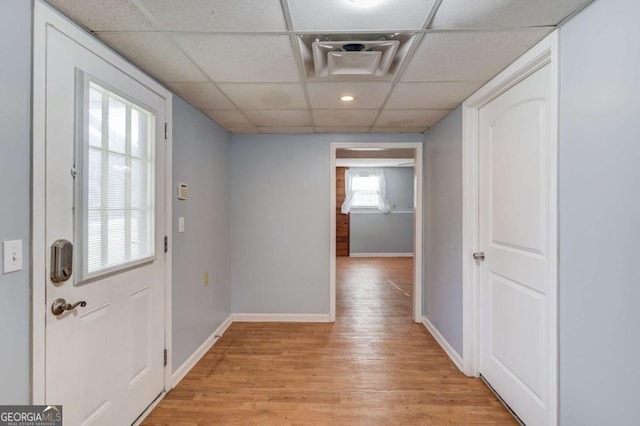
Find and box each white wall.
[230,133,423,315]
[171,97,232,370]
[558,0,640,423]
[0,0,32,404]
[422,107,463,356]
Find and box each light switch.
[3,240,23,274]
[178,217,185,233]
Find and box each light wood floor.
[143,257,516,425]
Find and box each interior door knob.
[473,252,485,261]
[51,298,87,316]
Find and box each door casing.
[31,0,173,403]
[461,31,559,425]
[330,142,423,323]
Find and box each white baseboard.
[232,313,332,323]
[349,253,414,258]
[422,316,464,373]
[171,314,233,389]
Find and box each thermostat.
[177,183,189,200]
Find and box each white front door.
[478,63,555,426]
[44,26,167,425]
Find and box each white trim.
[349,253,414,258]
[31,0,47,404]
[461,31,559,425]
[330,160,337,322]
[421,316,464,373]
[170,314,233,389]
[32,0,173,404]
[349,210,414,214]
[232,313,332,323]
[163,103,173,391]
[331,142,423,323]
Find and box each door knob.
[473,252,485,261]
[51,298,87,316]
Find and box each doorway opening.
[330,142,423,323]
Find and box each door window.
[78,79,156,281]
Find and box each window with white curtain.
[78,80,155,281]
[341,169,391,214]
[351,173,381,207]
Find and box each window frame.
[74,72,157,285]
[349,171,382,209]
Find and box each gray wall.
[0,0,32,404]
[171,97,231,371]
[422,107,463,356]
[230,133,423,314]
[349,167,414,255]
[559,0,640,423]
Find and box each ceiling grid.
[48,0,593,134]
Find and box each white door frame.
[31,0,173,403]
[330,142,423,323]
[461,31,559,423]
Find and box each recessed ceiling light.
[340,95,355,102]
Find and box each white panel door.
[44,26,166,425]
[478,63,553,426]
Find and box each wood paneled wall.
[336,167,350,257]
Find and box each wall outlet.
[203,272,209,287]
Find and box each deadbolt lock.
[51,239,73,283]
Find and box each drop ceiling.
[48,0,591,134]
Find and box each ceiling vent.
[298,33,417,80]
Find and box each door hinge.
[164,122,168,140]
[164,349,168,367]
[164,236,168,253]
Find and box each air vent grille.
[298,33,417,80]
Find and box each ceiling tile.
[401,28,551,82]
[218,84,308,110]
[315,127,371,133]
[287,0,437,31]
[431,0,590,29]
[307,82,392,109]
[168,83,235,109]
[48,0,156,31]
[229,127,259,134]
[386,82,483,109]
[244,110,312,127]
[375,109,451,128]
[137,0,287,31]
[173,34,300,83]
[312,109,379,127]
[97,32,207,82]
[203,110,253,128]
[259,127,315,134]
[371,127,428,133]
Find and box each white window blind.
[81,81,155,279]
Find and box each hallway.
[143,258,516,425]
